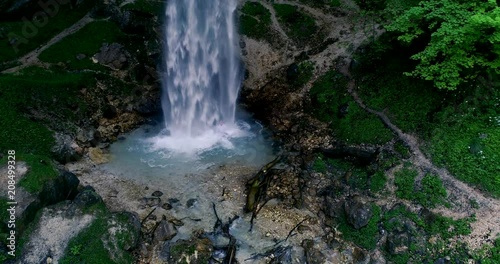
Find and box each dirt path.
[259,1,290,42]
[2,13,94,74]
[340,61,500,250]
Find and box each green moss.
[312,155,327,173]
[273,4,317,42]
[309,70,393,144]
[393,141,410,159]
[370,171,386,193]
[309,70,349,121]
[39,21,125,70]
[0,1,95,61]
[239,2,272,40]
[60,214,135,264]
[289,61,314,89]
[475,237,500,263]
[427,110,500,197]
[414,174,447,208]
[394,166,417,200]
[18,154,58,193]
[337,204,381,250]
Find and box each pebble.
[152,191,163,197]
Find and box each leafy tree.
[386,0,500,90]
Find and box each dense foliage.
[387,0,500,90]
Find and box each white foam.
[145,122,254,156]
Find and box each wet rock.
[344,196,373,229]
[168,198,180,204]
[141,197,160,207]
[302,239,326,264]
[52,133,83,163]
[352,247,370,263]
[186,198,197,208]
[162,237,213,263]
[88,147,110,164]
[385,214,424,256]
[169,218,184,226]
[370,249,386,264]
[152,190,163,197]
[154,219,177,242]
[72,186,103,209]
[161,203,172,210]
[92,43,129,70]
[76,128,96,145]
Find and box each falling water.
[163,0,242,137]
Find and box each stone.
[186,198,197,208]
[344,196,373,229]
[302,239,326,264]
[152,190,163,197]
[153,219,177,242]
[52,133,83,163]
[92,43,129,70]
[161,203,172,210]
[72,186,103,209]
[88,147,110,164]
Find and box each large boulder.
[92,43,129,70]
[52,133,83,163]
[344,196,373,230]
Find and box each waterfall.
[163,0,242,138]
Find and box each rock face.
[93,43,129,70]
[153,219,177,242]
[344,196,373,230]
[52,133,83,163]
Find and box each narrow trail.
[2,13,95,74]
[339,61,500,249]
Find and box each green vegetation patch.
[60,213,135,264]
[309,70,393,144]
[273,4,317,42]
[414,174,447,208]
[0,66,95,157]
[289,61,314,89]
[39,21,125,70]
[393,165,417,200]
[239,2,272,40]
[370,171,386,193]
[0,0,95,61]
[354,33,500,197]
[18,154,58,193]
[382,205,474,263]
[427,104,500,197]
